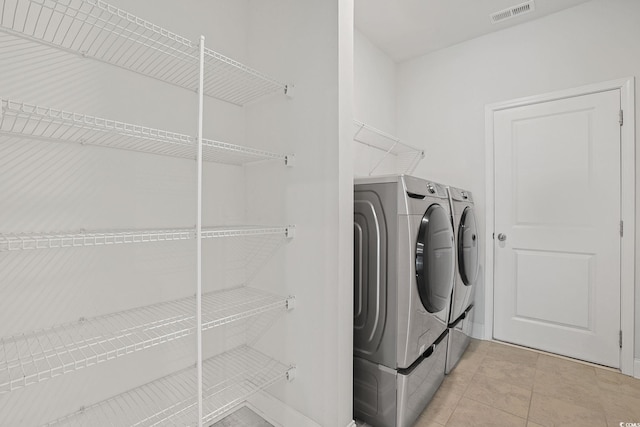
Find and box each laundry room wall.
[396,0,640,359]
[243,0,355,426]
[354,30,397,134]
[353,30,401,177]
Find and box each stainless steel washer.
[353,175,455,427]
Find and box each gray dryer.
[353,175,455,427]
[445,186,479,373]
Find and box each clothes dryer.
[353,175,455,427]
[445,186,479,374]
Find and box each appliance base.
[353,332,447,427]
[445,305,474,374]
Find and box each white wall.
[354,30,397,134]
[397,0,640,354]
[353,30,401,176]
[245,0,353,426]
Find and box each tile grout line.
[526,380,534,424]
[437,361,479,427]
[526,360,540,424]
[441,390,464,426]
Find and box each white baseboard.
[634,358,640,379]
[345,421,357,427]
[246,391,322,427]
[470,321,485,340]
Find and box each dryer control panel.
[449,187,474,202]
[402,175,449,200]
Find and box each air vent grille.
[491,1,535,24]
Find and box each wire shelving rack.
[0,0,295,425]
[43,345,293,426]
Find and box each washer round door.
[415,203,455,313]
[458,206,479,287]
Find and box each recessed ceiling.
[355,0,593,62]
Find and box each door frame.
[484,77,636,375]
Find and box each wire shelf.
[202,138,288,165]
[0,287,291,395]
[0,99,289,164]
[353,120,425,175]
[44,346,293,427]
[0,225,293,251]
[203,48,287,106]
[201,226,292,240]
[0,0,287,105]
[0,227,193,251]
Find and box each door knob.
[497,233,507,242]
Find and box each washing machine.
[353,175,455,427]
[445,186,479,374]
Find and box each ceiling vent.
[490,1,536,24]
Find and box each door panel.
[514,249,593,329]
[493,89,621,367]
[512,110,592,227]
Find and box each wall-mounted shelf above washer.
[0,0,288,105]
[353,120,425,176]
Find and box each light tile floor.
[416,339,640,427]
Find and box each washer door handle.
[497,233,507,242]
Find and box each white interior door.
[493,89,621,368]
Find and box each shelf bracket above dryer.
[353,120,425,176]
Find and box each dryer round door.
[458,206,479,286]
[415,203,455,313]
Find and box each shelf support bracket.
[284,85,295,99]
[285,366,297,382]
[285,154,295,167]
[285,226,296,239]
